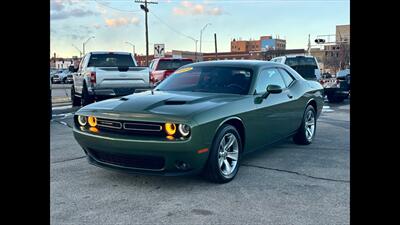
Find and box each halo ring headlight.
[165,123,176,136]
[77,115,87,126]
[88,116,97,127]
[178,124,190,137]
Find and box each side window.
[149,61,154,70]
[278,68,295,87]
[255,68,286,94]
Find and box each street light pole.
[199,23,211,58]
[125,42,136,55]
[83,36,95,55]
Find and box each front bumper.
[73,127,209,176]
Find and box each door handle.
[287,94,293,99]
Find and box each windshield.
[87,53,136,67]
[157,60,193,70]
[156,66,253,95]
[285,57,318,79]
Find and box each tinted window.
[278,68,295,87]
[157,60,193,70]
[255,68,286,94]
[87,53,136,67]
[156,66,253,95]
[284,57,318,79]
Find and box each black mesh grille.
[95,118,165,137]
[87,148,165,170]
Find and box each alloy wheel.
[218,133,239,176]
[305,110,315,141]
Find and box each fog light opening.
[175,160,190,171]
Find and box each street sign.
[154,44,165,58]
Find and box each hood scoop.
[119,97,129,101]
[164,100,187,105]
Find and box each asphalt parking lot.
[50,97,350,225]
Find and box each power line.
[94,0,141,13]
[149,11,197,41]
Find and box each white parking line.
[52,105,72,110]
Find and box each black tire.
[51,77,54,84]
[293,105,316,145]
[81,84,93,106]
[203,124,242,183]
[71,85,81,107]
[327,94,344,103]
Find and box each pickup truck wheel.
[81,85,93,106]
[71,85,81,107]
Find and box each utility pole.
[135,0,158,67]
[214,33,218,60]
[307,34,311,55]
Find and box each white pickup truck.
[70,51,150,106]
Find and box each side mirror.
[260,84,282,99]
[266,84,282,94]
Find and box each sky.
[50,0,350,58]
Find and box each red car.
[149,58,193,85]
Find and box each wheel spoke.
[218,156,224,168]
[224,134,235,151]
[226,151,238,161]
[224,159,232,173]
[306,128,312,137]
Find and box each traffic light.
[315,39,325,44]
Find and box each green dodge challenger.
[73,60,324,183]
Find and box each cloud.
[207,7,223,15]
[181,1,193,8]
[51,0,82,11]
[193,4,205,14]
[104,17,140,27]
[70,34,85,40]
[94,24,103,29]
[51,8,98,20]
[172,1,224,16]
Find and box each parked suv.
[70,51,151,106]
[271,55,349,103]
[149,58,193,85]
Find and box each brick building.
[231,35,286,52]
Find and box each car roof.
[89,51,131,55]
[284,55,315,58]
[156,57,193,61]
[188,60,281,70]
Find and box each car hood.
[79,90,246,118]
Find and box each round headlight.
[77,115,87,126]
[88,116,97,127]
[165,123,176,136]
[178,124,190,137]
